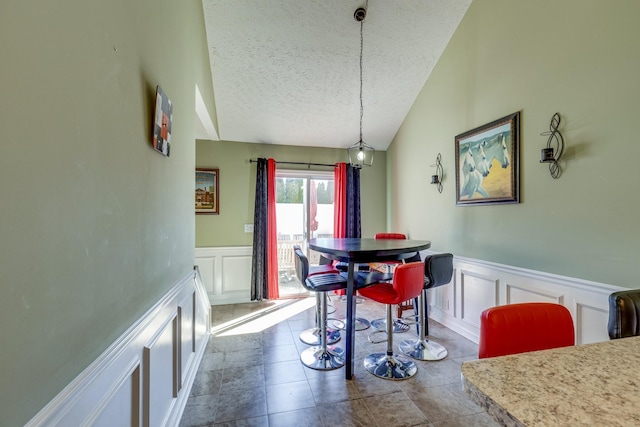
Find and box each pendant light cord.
[359,17,364,143]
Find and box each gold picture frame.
[195,168,219,214]
[455,112,520,206]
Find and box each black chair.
[608,289,640,339]
[297,249,342,346]
[294,246,348,370]
[399,253,453,361]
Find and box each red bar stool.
[370,233,411,335]
[358,262,425,380]
[478,302,575,358]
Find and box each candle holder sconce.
[431,153,443,193]
[540,113,565,179]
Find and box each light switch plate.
[244,224,254,233]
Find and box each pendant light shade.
[348,140,375,168]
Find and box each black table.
[308,237,431,379]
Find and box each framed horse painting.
[455,112,520,206]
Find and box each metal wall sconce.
[540,112,564,179]
[431,153,443,193]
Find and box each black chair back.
[608,289,640,339]
[424,253,453,289]
[404,252,422,263]
[293,245,309,285]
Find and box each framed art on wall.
[152,85,173,157]
[455,112,520,206]
[195,168,219,214]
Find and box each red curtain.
[310,180,319,231]
[267,158,279,299]
[334,163,347,238]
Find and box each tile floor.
[179,296,500,427]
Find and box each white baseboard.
[26,268,211,427]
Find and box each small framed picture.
[195,168,219,214]
[455,112,520,206]
[152,86,172,157]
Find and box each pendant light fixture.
[347,5,375,169]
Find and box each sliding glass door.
[276,170,334,297]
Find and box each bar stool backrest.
[479,302,575,358]
[293,245,309,284]
[608,289,640,339]
[391,262,425,304]
[424,253,453,289]
[374,232,406,240]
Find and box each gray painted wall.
[195,140,388,247]
[388,0,640,287]
[0,1,212,425]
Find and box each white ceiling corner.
[195,84,219,141]
[202,0,472,150]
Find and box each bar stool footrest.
[299,327,341,346]
[399,338,447,361]
[330,317,370,331]
[371,318,410,333]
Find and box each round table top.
[309,237,431,264]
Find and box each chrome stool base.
[400,289,448,361]
[300,345,345,370]
[371,318,410,333]
[399,338,447,361]
[364,353,417,380]
[299,327,341,346]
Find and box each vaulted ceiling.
[201,0,472,151]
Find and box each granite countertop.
[461,336,640,426]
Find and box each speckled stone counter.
[461,336,640,426]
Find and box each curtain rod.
[249,159,337,168]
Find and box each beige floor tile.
[181,299,489,427]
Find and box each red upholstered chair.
[478,302,575,359]
[370,232,412,334]
[358,262,425,379]
[374,232,407,240]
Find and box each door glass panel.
[276,172,334,297]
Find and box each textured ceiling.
[202,0,472,151]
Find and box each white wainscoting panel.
[195,246,253,305]
[26,268,211,427]
[143,314,178,427]
[425,252,622,346]
[459,268,499,333]
[178,292,195,387]
[88,359,140,427]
